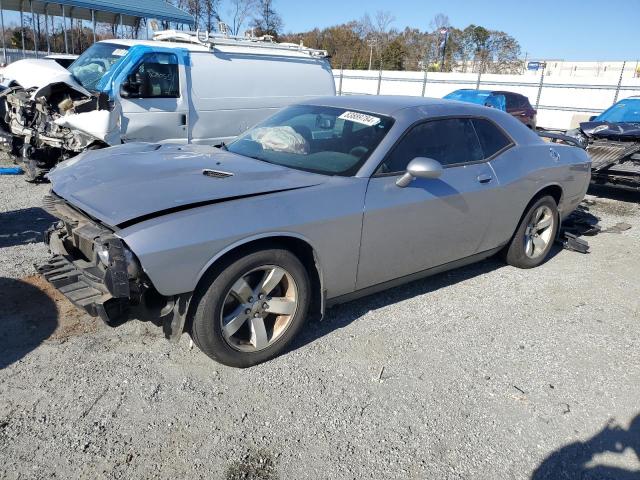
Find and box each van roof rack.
[152,29,329,58]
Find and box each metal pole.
[120,14,123,38]
[20,1,25,58]
[535,62,546,110]
[475,58,482,90]
[440,29,448,72]
[69,8,74,54]
[0,0,6,64]
[613,61,626,103]
[30,0,38,58]
[421,68,428,97]
[368,44,372,70]
[44,3,50,54]
[377,66,382,95]
[338,67,343,95]
[62,4,68,53]
[91,9,96,44]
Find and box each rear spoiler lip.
[536,129,586,149]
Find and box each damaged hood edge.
[579,121,640,139]
[0,58,91,98]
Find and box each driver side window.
[130,53,180,99]
[377,118,483,174]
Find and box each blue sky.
[276,0,640,61]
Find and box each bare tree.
[203,0,221,32]
[429,13,450,31]
[226,0,256,35]
[251,0,283,37]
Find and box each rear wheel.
[503,195,559,269]
[190,248,310,368]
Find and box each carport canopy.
[0,0,195,27]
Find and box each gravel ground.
[1,171,639,480]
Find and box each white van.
[0,30,335,180]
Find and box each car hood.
[579,121,640,140]
[0,58,90,98]
[48,143,325,227]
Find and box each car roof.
[298,95,504,117]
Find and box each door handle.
[477,174,493,184]
[180,114,187,126]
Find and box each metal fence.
[334,65,640,129]
[1,48,42,64]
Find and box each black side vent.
[202,169,233,179]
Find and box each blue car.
[444,89,537,129]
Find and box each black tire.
[503,195,559,269]
[190,248,311,368]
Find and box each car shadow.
[290,243,567,355]
[588,185,640,204]
[531,414,640,480]
[0,207,55,248]
[290,256,506,353]
[0,277,58,369]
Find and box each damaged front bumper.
[37,192,191,338]
[37,193,133,325]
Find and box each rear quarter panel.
[487,143,591,247]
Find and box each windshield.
[595,98,640,123]
[227,105,395,176]
[68,43,129,91]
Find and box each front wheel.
[503,195,559,269]
[190,248,311,368]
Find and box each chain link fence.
[334,63,640,129]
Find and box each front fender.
[194,231,326,312]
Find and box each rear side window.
[471,118,512,158]
[517,95,532,109]
[378,118,483,174]
[132,53,180,98]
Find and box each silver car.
[39,96,591,367]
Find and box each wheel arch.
[505,183,564,246]
[533,183,563,207]
[194,232,325,319]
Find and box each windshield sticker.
[112,49,128,56]
[339,111,381,127]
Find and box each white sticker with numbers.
[338,111,381,127]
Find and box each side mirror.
[396,157,443,188]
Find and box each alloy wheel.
[220,265,298,352]
[524,205,555,259]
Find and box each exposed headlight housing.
[96,240,141,279]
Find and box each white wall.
[334,69,640,130]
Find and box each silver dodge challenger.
[38,96,591,367]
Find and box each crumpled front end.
[0,83,118,180]
[36,192,142,325]
[572,121,640,191]
[37,192,191,340]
